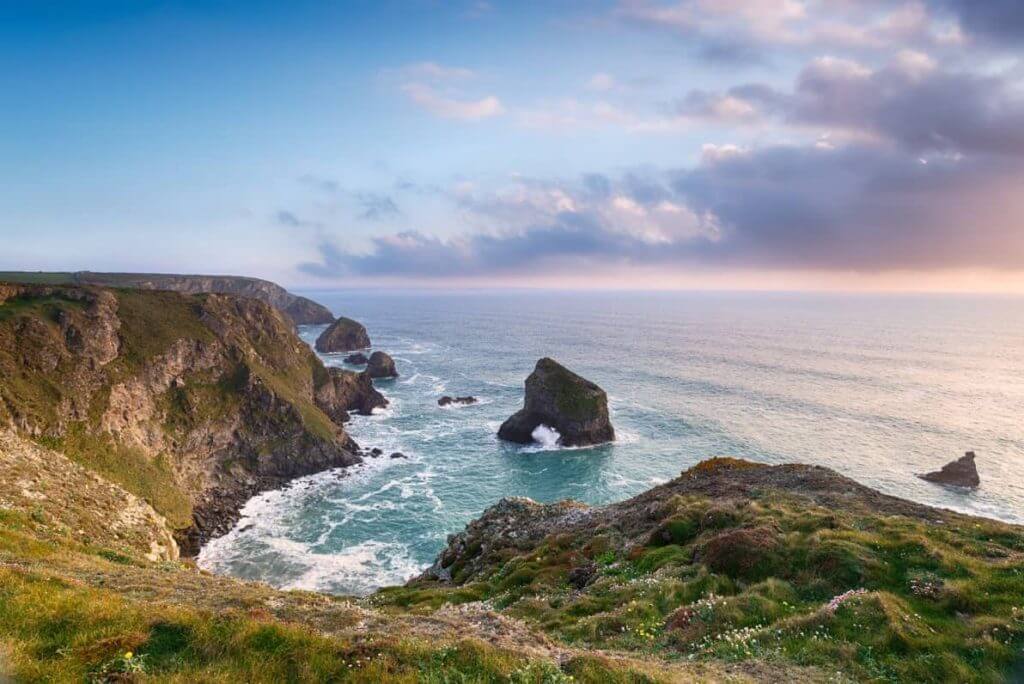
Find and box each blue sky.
[3,1,1024,290]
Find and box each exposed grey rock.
[313,368,387,423]
[919,451,980,488]
[315,317,371,353]
[438,395,478,406]
[497,357,614,447]
[367,351,398,378]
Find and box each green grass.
[0,272,77,285]
[0,564,658,683]
[37,426,193,530]
[0,292,86,322]
[112,289,215,373]
[379,486,1024,682]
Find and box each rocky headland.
[0,271,335,326]
[498,357,614,447]
[0,283,382,554]
[315,316,371,353]
[2,282,1023,683]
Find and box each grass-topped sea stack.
[498,357,614,447]
[315,316,371,353]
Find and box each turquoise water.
[198,291,1024,596]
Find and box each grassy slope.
[377,459,1024,683]
[0,507,764,683]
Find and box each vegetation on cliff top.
[377,459,1024,682]
[0,492,715,683]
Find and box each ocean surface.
[198,291,1024,596]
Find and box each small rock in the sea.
[367,351,398,378]
[344,352,369,365]
[315,316,371,353]
[438,395,478,406]
[919,451,980,488]
[498,357,614,447]
[390,452,406,459]
[370,448,383,457]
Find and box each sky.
[2,0,1024,291]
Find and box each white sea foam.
[531,424,561,447]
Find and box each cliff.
[3,287,1024,681]
[0,271,334,325]
[0,283,379,554]
[385,458,1024,682]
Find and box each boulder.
[315,317,370,353]
[390,452,406,459]
[367,351,398,378]
[344,352,369,365]
[919,451,980,488]
[314,368,387,423]
[438,395,478,407]
[497,358,614,447]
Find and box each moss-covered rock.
[497,358,614,447]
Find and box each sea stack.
[919,451,980,488]
[498,357,614,447]
[367,350,398,378]
[315,316,371,353]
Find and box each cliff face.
[0,283,378,554]
[74,272,336,326]
[0,271,335,325]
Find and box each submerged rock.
[497,357,614,448]
[390,452,406,459]
[919,451,980,488]
[315,317,371,353]
[344,352,369,365]
[438,395,478,407]
[367,351,398,378]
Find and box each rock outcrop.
[438,395,478,407]
[314,367,387,423]
[497,358,613,447]
[315,316,371,353]
[367,351,398,378]
[344,352,369,365]
[919,451,980,488]
[0,283,363,555]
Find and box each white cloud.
[401,83,504,121]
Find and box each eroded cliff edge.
[0,282,380,554]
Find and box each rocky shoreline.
[0,282,386,556]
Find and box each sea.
[198,290,1024,596]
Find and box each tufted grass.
[380,482,1024,682]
